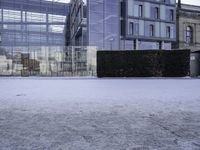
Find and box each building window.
[139,5,143,17]
[170,9,174,21]
[27,12,46,23]
[186,26,193,44]
[149,24,154,37]
[155,7,159,19]
[48,14,66,23]
[129,22,134,35]
[166,26,171,38]
[129,22,139,35]
[3,9,21,22]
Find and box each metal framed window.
[3,9,21,22]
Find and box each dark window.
[170,9,174,21]
[129,22,139,35]
[139,5,143,17]
[149,24,154,37]
[166,26,171,38]
[155,7,159,19]
[129,22,134,35]
[120,1,126,18]
[186,26,193,44]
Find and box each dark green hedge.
[97,50,190,77]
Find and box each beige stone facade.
[175,3,200,51]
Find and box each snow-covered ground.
[0,77,200,150]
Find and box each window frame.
[166,26,171,38]
[149,24,154,37]
[139,5,143,18]
[186,26,193,44]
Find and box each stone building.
[175,0,200,51]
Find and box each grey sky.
[179,0,199,5]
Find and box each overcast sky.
[63,0,199,6]
[180,0,199,5]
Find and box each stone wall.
[175,5,200,51]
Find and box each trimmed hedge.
[97,50,190,77]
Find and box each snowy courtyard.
[0,77,200,150]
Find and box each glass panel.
[3,33,22,42]
[48,14,66,23]
[88,0,120,49]
[22,12,26,22]
[3,9,21,22]
[27,25,46,32]
[28,34,47,43]
[27,12,46,22]
[49,25,64,33]
[3,24,21,30]
[0,46,97,76]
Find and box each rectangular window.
[3,24,21,30]
[155,7,159,19]
[149,25,154,37]
[49,25,64,33]
[129,22,134,35]
[139,5,143,17]
[27,12,46,23]
[129,22,139,35]
[48,14,66,23]
[170,10,174,21]
[28,34,47,43]
[166,26,171,38]
[5,33,22,42]
[27,25,46,32]
[3,9,21,22]
[186,26,193,44]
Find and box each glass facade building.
[0,0,71,76]
[87,0,120,50]
[66,0,87,47]
[0,0,69,48]
[67,0,176,50]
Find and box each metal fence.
[0,46,97,76]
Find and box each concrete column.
[159,41,165,50]
[134,39,139,50]
[136,39,139,50]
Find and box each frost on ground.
[0,78,200,150]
